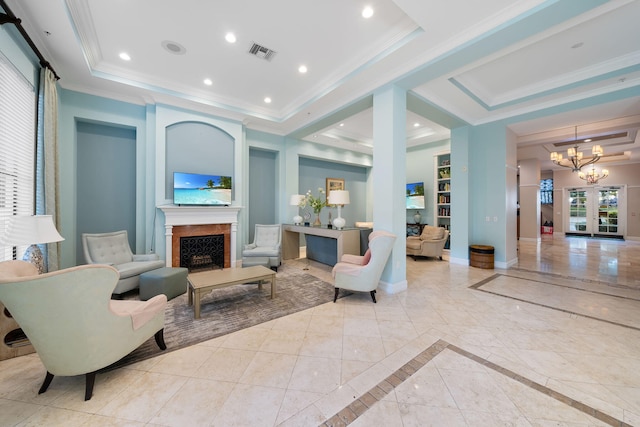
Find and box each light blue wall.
[283,138,373,227]
[298,158,368,228]
[164,122,235,200]
[248,148,277,241]
[468,123,509,263]
[406,140,450,225]
[58,89,147,268]
[75,121,136,264]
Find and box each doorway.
[565,186,624,238]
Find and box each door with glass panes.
[566,186,623,237]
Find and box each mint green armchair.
[0,261,167,400]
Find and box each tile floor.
[1,236,639,426]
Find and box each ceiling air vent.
[248,42,276,61]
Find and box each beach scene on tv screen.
[406,182,425,209]
[174,173,232,205]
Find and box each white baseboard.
[379,279,407,294]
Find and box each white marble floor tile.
[275,389,324,425]
[298,332,343,359]
[195,347,256,382]
[288,355,342,394]
[239,351,298,388]
[95,372,188,423]
[148,378,235,427]
[2,237,639,426]
[212,383,286,427]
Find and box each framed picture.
[326,177,345,206]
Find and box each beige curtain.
[42,68,60,271]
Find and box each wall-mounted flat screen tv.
[406,182,425,209]
[173,172,232,206]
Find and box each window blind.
[0,53,36,261]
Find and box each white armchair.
[242,224,282,271]
[406,225,449,260]
[82,230,165,296]
[331,230,396,303]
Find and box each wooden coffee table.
[187,265,276,319]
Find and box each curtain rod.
[0,0,60,80]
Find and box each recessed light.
[339,123,344,127]
[584,138,592,142]
[203,78,212,86]
[413,122,420,127]
[264,97,272,104]
[119,52,131,61]
[298,65,308,74]
[225,32,236,43]
[362,6,374,18]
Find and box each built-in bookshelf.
[435,153,451,249]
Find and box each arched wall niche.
[164,121,235,201]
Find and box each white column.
[372,85,407,293]
[164,225,173,267]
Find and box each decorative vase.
[313,213,322,226]
[413,210,421,224]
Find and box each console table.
[282,224,361,266]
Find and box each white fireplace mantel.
[159,205,241,267]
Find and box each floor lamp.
[0,215,64,274]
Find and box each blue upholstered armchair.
[242,224,282,271]
[82,230,165,296]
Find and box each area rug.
[106,268,337,370]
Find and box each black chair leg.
[333,288,340,303]
[84,372,97,401]
[155,329,167,350]
[370,290,377,303]
[38,371,54,395]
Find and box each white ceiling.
[3,0,640,170]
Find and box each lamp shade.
[0,215,64,246]
[328,190,350,205]
[289,194,305,206]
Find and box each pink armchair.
[331,230,396,303]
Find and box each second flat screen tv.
[406,182,425,209]
[173,172,232,206]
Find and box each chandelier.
[578,165,609,185]
[550,126,604,172]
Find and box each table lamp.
[289,194,305,225]
[328,190,350,230]
[0,215,64,274]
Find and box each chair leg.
[85,372,96,401]
[155,329,167,350]
[370,290,377,303]
[333,288,340,303]
[38,371,54,395]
